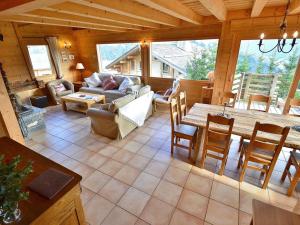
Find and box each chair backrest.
[247,94,271,112]
[247,122,290,163]
[204,114,234,152]
[168,80,181,101]
[288,98,300,116]
[178,91,187,122]
[221,92,237,108]
[169,98,179,132]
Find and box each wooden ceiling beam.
[251,0,268,17]
[0,0,65,15]
[0,15,128,32]
[49,2,163,29]
[70,0,182,27]
[198,0,227,21]
[0,0,33,11]
[290,0,300,14]
[134,0,202,24]
[25,9,143,30]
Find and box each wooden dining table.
[182,103,300,162]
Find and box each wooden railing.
[233,73,280,104]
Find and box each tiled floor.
[26,106,300,225]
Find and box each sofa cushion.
[84,72,102,87]
[56,89,72,97]
[105,89,127,101]
[110,94,135,112]
[54,83,67,93]
[79,87,105,95]
[119,77,134,93]
[103,77,119,90]
[113,75,126,86]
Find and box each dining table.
[182,103,300,162]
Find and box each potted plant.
[0,155,32,224]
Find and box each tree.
[186,43,217,80]
[278,47,299,98]
[256,54,265,74]
[236,54,250,74]
[268,51,277,73]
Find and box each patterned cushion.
[54,83,66,93]
[103,76,119,91]
[119,77,134,93]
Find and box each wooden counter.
[0,137,86,225]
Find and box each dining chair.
[238,122,290,189]
[286,98,300,116]
[220,92,237,108]
[200,114,234,175]
[247,94,271,112]
[281,150,300,196]
[169,98,197,159]
[178,91,187,122]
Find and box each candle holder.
[217,103,231,118]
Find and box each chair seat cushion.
[154,94,169,104]
[174,124,197,137]
[56,90,72,97]
[54,83,66,93]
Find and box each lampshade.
[76,63,84,70]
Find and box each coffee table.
[61,92,106,113]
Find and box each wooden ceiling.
[0,0,299,33]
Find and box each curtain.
[45,37,63,79]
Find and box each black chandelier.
[258,0,298,54]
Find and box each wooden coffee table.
[61,92,105,113]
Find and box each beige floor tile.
[177,189,209,219]
[118,187,150,216]
[98,145,120,157]
[133,172,160,194]
[101,206,137,225]
[137,145,158,158]
[239,211,252,225]
[114,165,141,185]
[185,173,213,197]
[48,152,69,164]
[85,153,108,169]
[205,199,238,225]
[191,166,215,179]
[59,144,82,156]
[99,178,129,203]
[153,180,182,206]
[82,170,111,192]
[170,209,204,225]
[71,149,95,163]
[127,155,151,170]
[112,150,135,163]
[144,160,168,178]
[268,189,299,210]
[73,163,94,181]
[135,219,150,225]
[163,166,189,187]
[98,159,123,176]
[133,134,151,144]
[214,174,240,189]
[153,151,173,164]
[85,195,114,225]
[86,141,107,152]
[210,181,239,208]
[123,140,143,153]
[140,197,174,225]
[80,186,96,206]
[171,159,193,172]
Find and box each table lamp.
[76,63,85,80]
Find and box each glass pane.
[150,40,218,80]
[232,39,300,113]
[27,45,52,76]
[97,43,141,76]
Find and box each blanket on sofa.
[118,91,154,127]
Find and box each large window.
[27,45,53,77]
[150,40,218,80]
[97,43,141,76]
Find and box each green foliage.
[0,155,33,219]
[278,47,299,98]
[268,51,277,73]
[236,54,250,74]
[256,54,265,73]
[186,43,217,80]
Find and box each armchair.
[47,79,74,104]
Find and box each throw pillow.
[54,83,66,93]
[84,72,102,87]
[118,77,134,93]
[103,78,118,91]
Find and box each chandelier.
[258,0,298,54]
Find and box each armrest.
[87,108,115,121]
[126,84,142,94]
[62,80,75,92]
[82,82,88,87]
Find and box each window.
[150,40,219,80]
[97,43,141,76]
[27,45,53,76]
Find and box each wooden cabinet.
[0,137,86,225]
[73,81,84,92]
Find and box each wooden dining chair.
[247,94,271,112]
[238,122,290,189]
[169,98,197,159]
[220,92,237,108]
[178,91,187,122]
[281,150,300,196]
[286,98,300,116]
[200,114,234,175]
